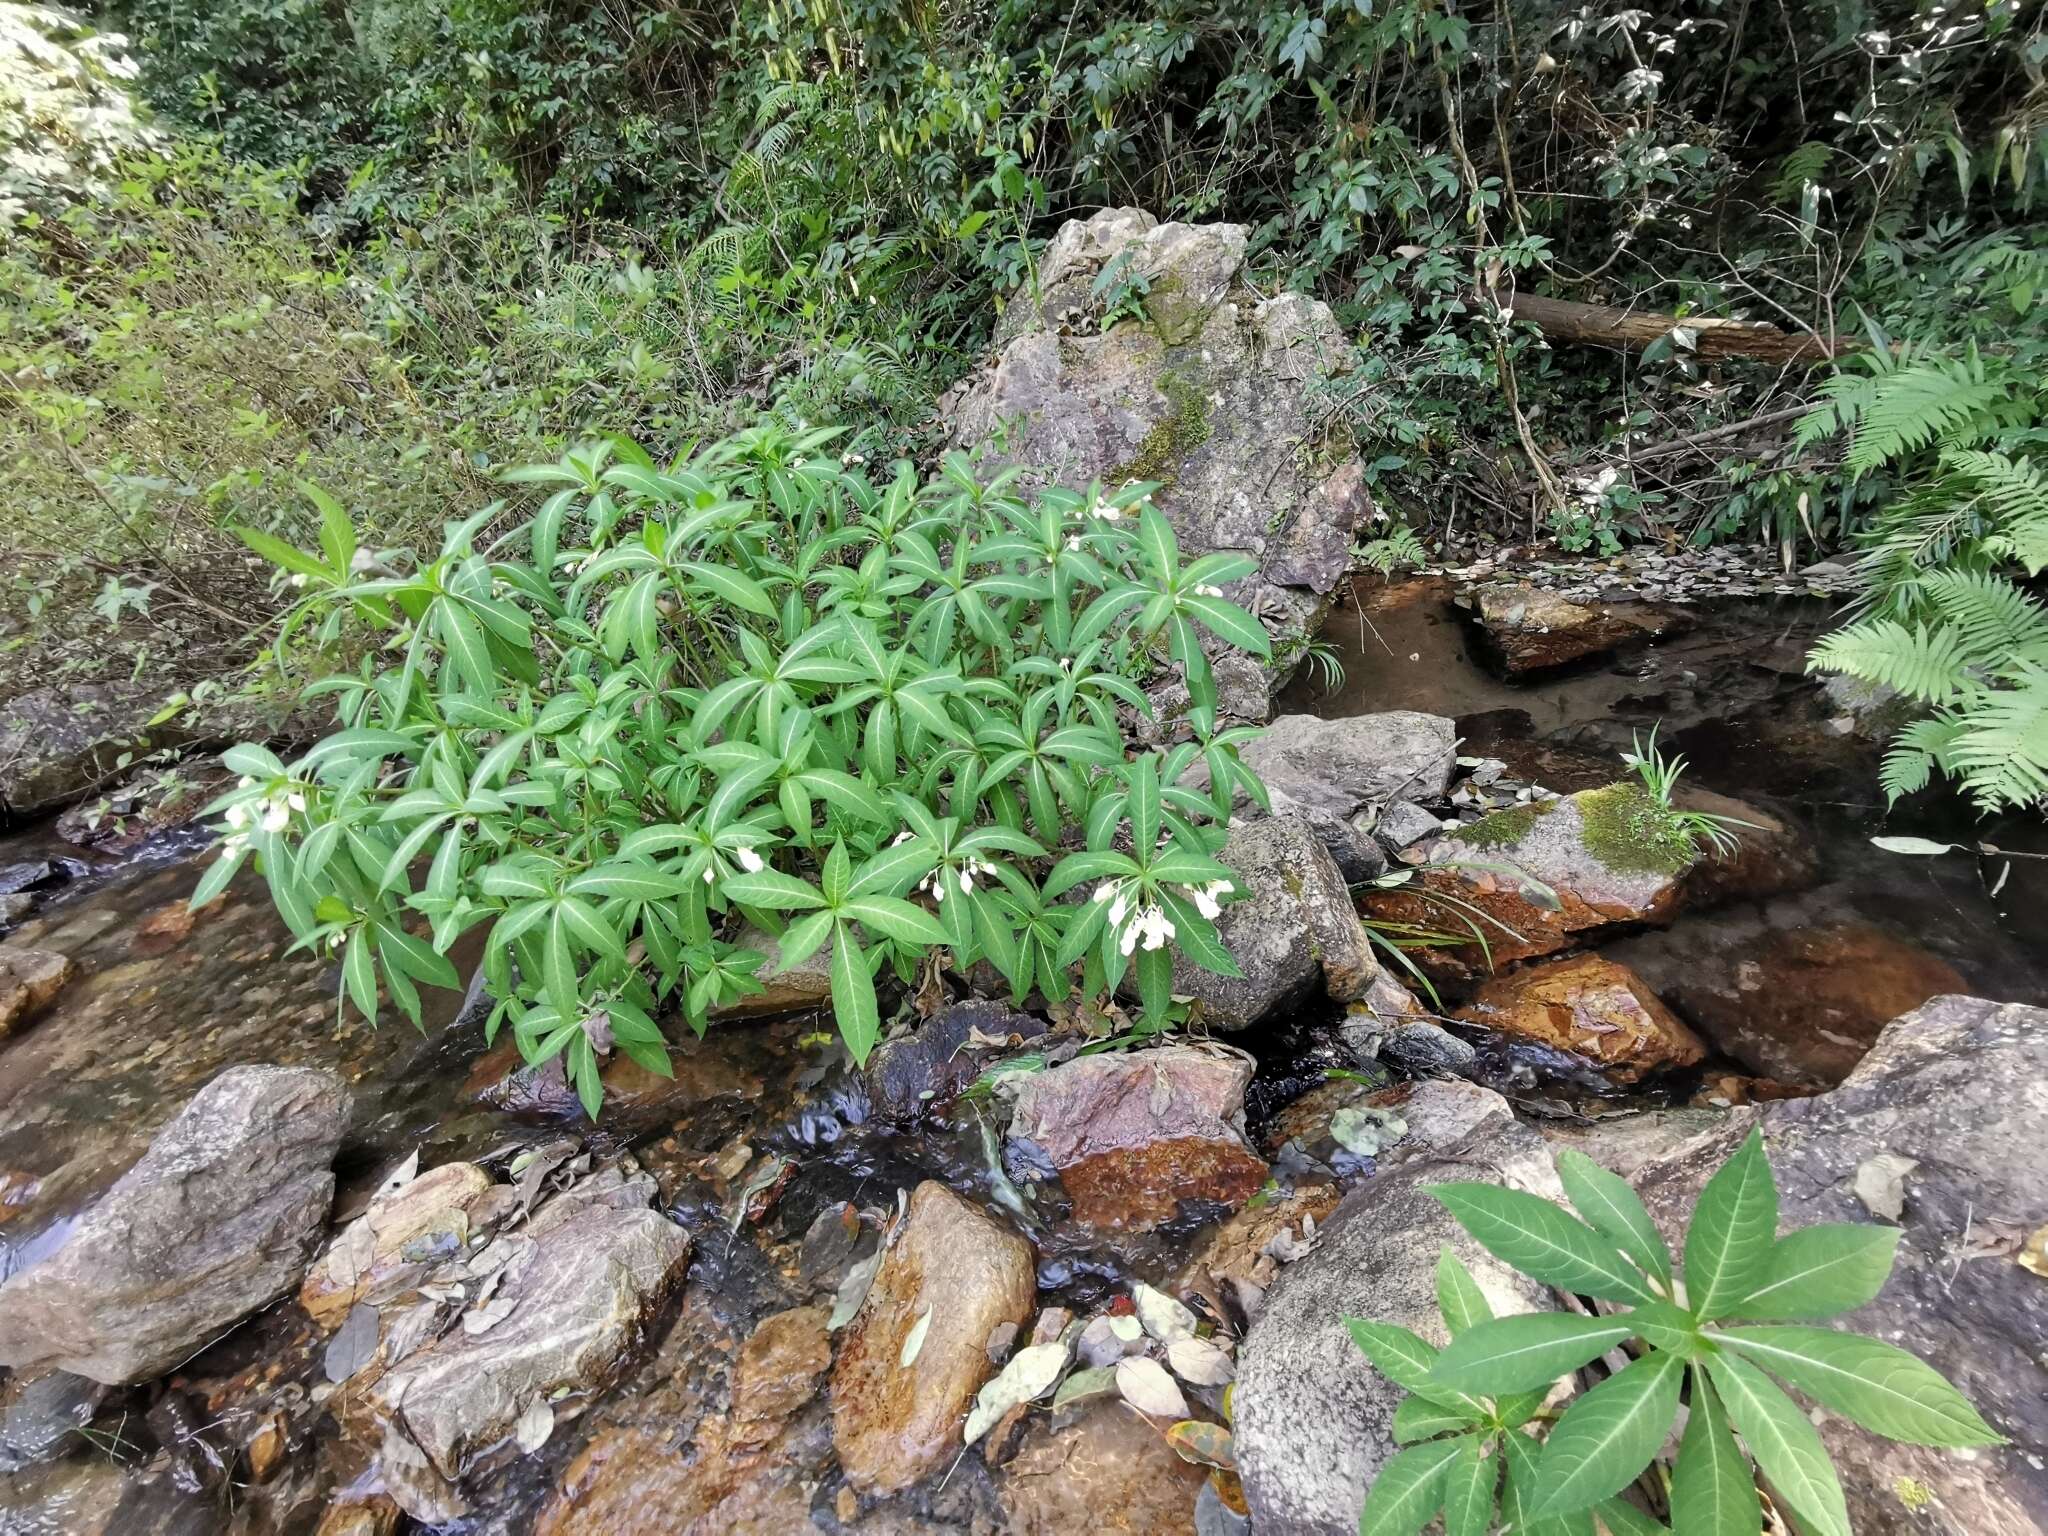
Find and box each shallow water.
[2,572,2043,1531]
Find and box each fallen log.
[1495,291,1859,365]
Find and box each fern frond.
[1842,355,2011,477]
[1939,665,2048,810]
[1941,448,2048,574]
[1918,568,2048,665]
[1808,617,1974,704]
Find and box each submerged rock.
[1616,919,1966,1088]
[1234,1115,1561,1534]
[0,946,75,1036]
[864,999,1044,1120]
[1453,953,1707,1083]
[1467,583,1687,674]
[1000,1398,1209,1534]
[1340,975,1477,1077]
[1237,711,1458,880]
[298,1160,500,1329]
[1363,782,1701,979]
[1173,814,1376,1028]
[0,1369,105,1471]
[832,1180,1036,1493]
[948,208,1373,708]
[1007,1044,1267,1229]
[0,1064,348,1383]
[365,1174,692,1486]
[461,1030,762,1129]
[1631,994,2048,1534]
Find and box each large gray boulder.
[949,208,1372,716]
[1239,712,1458,880]
[1234,1114,1560,1534]
[1631,995,2048,1535]
[0,1065,349,1383]
[1169,814,1377,1029]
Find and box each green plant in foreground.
[1347,1129,2001,1536]
[1618,727,1752,860]
[199,429,1276,1114]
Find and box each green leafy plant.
[1618,727,1753,859]
[1347,1129,2002,1536]
[199,430,1276,1114]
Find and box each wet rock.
[1340,975,1476,1077]
[832,1180,1036,1492]
[731,1305,832,1436]
[367,1180,692,1484]
[721,923,835,1018]
[0,859,63,895]
[1671,787,1818,909]
[0,946,75,1036]
[1467,583,1687,675]
[1453,954,1707,1083]
[1820,672,1912,739]
[1171,814,1376,1029]
[949,208,1373,705]
[298,1161,500,1329]
[1008,1045,1267,1229]
[1234,1116,1562,1535]
[1620,919,1966,1088]
[462,1030,761,1129]
[1265,1077,1511,1177]
[864,999,1044,1120]
[1236,712,1458,879]
[54,763,230,854]
[314,1495,402,1536]
[797,1201,873,1298]
[536,1417,827,1535]
[1363,782,1699,979]
[1371,799,1444,856]
[1631,995,2048,1535]
[1000,1398,1209,1534]
[0,1369,105,1470]
[0,1064,348,1383]
[1173,1183,1342,1319]
[0,892,33,927]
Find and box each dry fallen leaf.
[1166,1419,1237,1471]
[1050,1365,1119,1411]
[2020,1226,2048,1279]
[1854,1153,1918,1223]
[325,1220,377,1290]
[1116,1356,1190,1420]
[462,1294,518,1336]
[1167,1336,1236,1387]
[324,1302,382,1383]
[378,1148,421,1199]
[1133,1282,1196,1343]
[964,1341,1069,1445]
[900,1305,933,1368]
[514,1397,554,1455]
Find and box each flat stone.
[1631,996,2048,1534]
[0,947,75,1036]
[0,1369,105,1471]
[1454,953,1707,1083]
[1008,1044,1267,1229]
[298,1161,499,1329]
[832,1181,1036,1493]
[719,924,835,1018]
[1000,1399,1208,1534]
[0,1065,348,1383]
[1169,814,1376,1029]
[461,1030,761,1130]
[1237,712,1458,879]
[1469,584,1688,675]
[368,1181,692,1483]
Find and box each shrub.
[200,428,1277,1114]
[1346,1129,2000,1536]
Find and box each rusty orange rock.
[1456,954,1706,1081]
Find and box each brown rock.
[315,1496,401,1536]
[536,1421,825,1536]
[832,1181,1036,1493]
[1008,1046,1268,1229]
[718,925,835,1019]
[1001,1399,1209,1534]
[245,1411,288,1483]
[131,898,225,957]
[462,1032,761,1129]
[1672,788,1817,908]
[298,1161,498,1328]
[0,948,74,1036]
[1469,584,1687,674]
[1455,954,1706,1082]
[730,1305,831,1434]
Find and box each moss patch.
[1453,801,1552,850]
[1112,369,1213,492]
[1576,782,1699,878]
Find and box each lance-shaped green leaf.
[829,922,880,1064]
[1720,1224,1899,1321]
[1429,1313,1637,1395]
[1391,1395,1483,1443]
[1556,1148,1672,1286]
[1704,1350,1850,1536]
[1533,1347,1684,1514]
[1440,1433,1497,1536]
[1714,1326,2003,1446]
[1502,1430,1593,1536]
[1436,1248,1493,1336]
[1345,1320,1485,1414]
[1669,1368,1760,1536]
[1356,1437,1463,1536]
[1428,1183,1659,1304]
[1684,1127,1779,1319]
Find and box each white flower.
[702,866,716,885]
[261,799,290,833]
[1093,882,1118,903]
[1108,893,1130,928]
[1184,879,1234,920]
[327,932,345,951]
[286,791,307,813]
[957,867,974,895]
[289,573,307,589]
[1065,535,1081,552]
[1195,583,1225,598]
[891,829,915,846]
[225,802,251,830]
[734,845,765,874]
[237,776,254,790]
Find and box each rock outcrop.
[1466,584,1686,674]
[0,947,74,1036]
[1237,711,1458,880]
[0,1065,349,1383]
[832,1181,1036,1492]
[948,208,1372,715]
[1171,814,1376,1028]
[1233,1114,1561,1534]
[1630,994,2048,1534]
[1006,1044,1267,1228]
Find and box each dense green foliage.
[200,432,1276,1112]
[1346,1129,2001,1536]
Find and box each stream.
[1,574,2043,1534]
